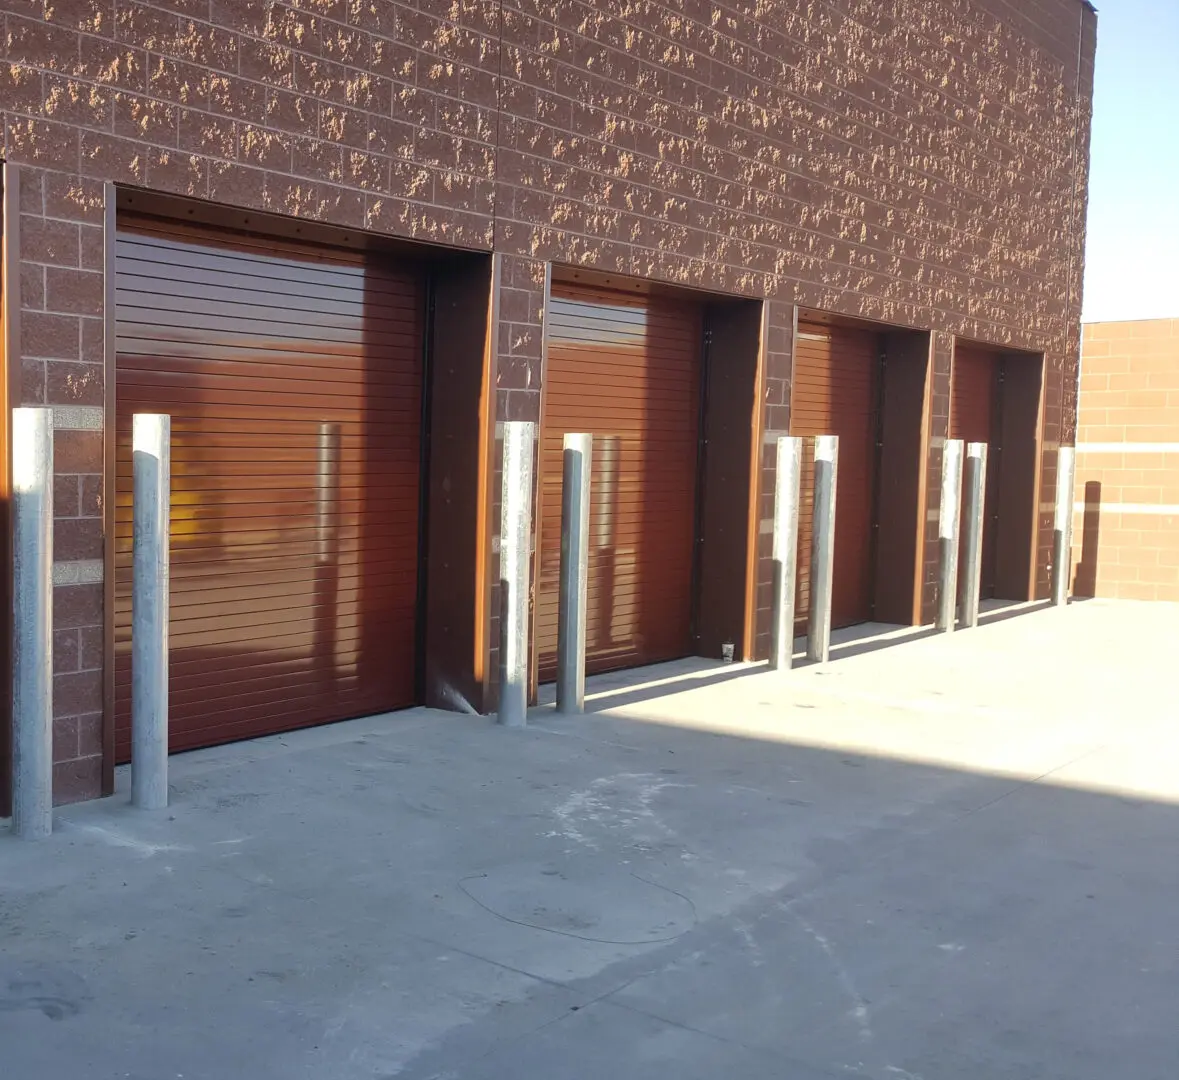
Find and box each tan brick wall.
[1072,320,1179,602]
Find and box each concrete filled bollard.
[497,421,535,727]
[556,433,592,714]
[132,414,171,810]
[806,435,839,664]
[936,439,965,633]
[1052,446,1077,607]
[12,408,54,839]
[769,436,803,671]
[960,442,989,629]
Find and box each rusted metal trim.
[101,183,117,798]
[473,253,502,712]
[741,300,770,661]
[911,333,935,625]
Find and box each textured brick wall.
[1072,320,1179,603]
[499,0,1091,343]
[12,167,108,802]
[751,299,793,654]
[1,1,1093,344]
[0,0,1095,797]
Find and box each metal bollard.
[936,439,965,633]
[960,442,989,629]
[12,408,54,839]
[132,414,171,810]
[497,421,535,727]
[1052,446,1077,607]
[806,435,839,664]
[769,436,803,671]
[556,433,592,714]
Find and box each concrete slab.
[2,600,1178,1079]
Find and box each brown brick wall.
[12,166,108,804]
[0,0,1095,800]
[1072,320,1179,603]
[751,299,794,655]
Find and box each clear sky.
[1082,0,1179,322]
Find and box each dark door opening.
[950,342,1044,604]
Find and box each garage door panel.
[114,216,423,762]
[792,322,879,631]
[537,286,701,681]
[951,345,1000,597]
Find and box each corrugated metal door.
[536,284,701,680]
[114,218,424,759]
[951,344,1000,597]
[792,322,879,630]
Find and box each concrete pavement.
[2,599,1177,1079]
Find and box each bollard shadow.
[536,657,760,713]
[548,618,942,713]
[824,622,940,661]
[976,598,1052,625]
[1072,481,1101,598]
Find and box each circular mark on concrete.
[0,966,90,1021]
[459,860,696,944]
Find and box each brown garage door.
[114,217,424,759]
[951,344,1000,597]
[792,322,880,630]
[536,284,701,681]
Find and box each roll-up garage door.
[792,322,879,630]
[951,344,1000,598]
[114,217,424,759]
[536,284,701,681]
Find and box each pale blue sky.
[1082,0,1179,322]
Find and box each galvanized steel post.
[556,433,591,714]
[769,436,803,671]
[12,408,54,839]
[936,439,964,632]
[132,414,171,810]
[960,442,989,629]
[497,421,535,727]
[806,435,839,664]
[1052,446,1077,607]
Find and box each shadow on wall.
[1073,480,1102,598]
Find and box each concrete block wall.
[1073,319,1179,602]
[0,0,1096,803]
[8,168,109,802]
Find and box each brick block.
[53,628,81,674]
[54,668,103,718]
[46,267,104,316]
[22,311,81,360]
[54,430,103,472]
[52,756,103,805]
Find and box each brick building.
[1072,319,1179,601]
[0,0,1097,807]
